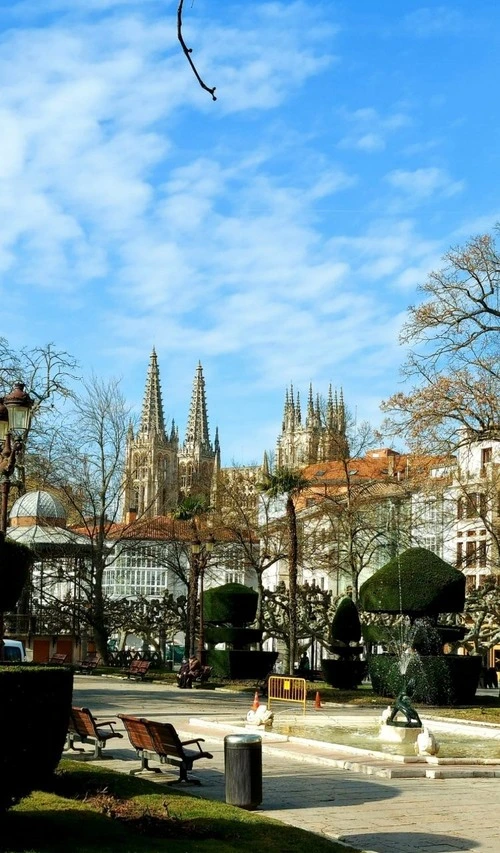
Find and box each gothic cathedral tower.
[123,349,179,518]
[122,352,219,519]
[275,383,348,468]
[178,362,219,500]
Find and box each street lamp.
[191,532,215,664]
[0,383,33,662]
[0,382,34,534]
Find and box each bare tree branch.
[177,0,217,101]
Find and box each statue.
[385,689,422,728]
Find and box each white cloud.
[338,107,411,152]
[402,7,466,37]
[385,167,465,200]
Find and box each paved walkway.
[70,675,500,853]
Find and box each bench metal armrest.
[95,719,119,732]
[181,737,205,752]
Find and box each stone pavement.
[70,675,500,853]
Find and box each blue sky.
[1,0,499,465]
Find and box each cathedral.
[122,350,347,519]
[122,350,220,518]
[275,383,348,468]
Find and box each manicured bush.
[322,597,364,688]
[330,596,362,647]
[0,666,73,810]
[0,536,34,611]
[204,583,258,627]
[321,659,367,690]
[206,650,278,680]
[359,547,465,616]
[368,653,482,705]
[205,626,263,648]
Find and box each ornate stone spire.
[183,362,211,452]
[306,383,315,427]
[139,347,166,436]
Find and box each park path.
[71,675,500,853]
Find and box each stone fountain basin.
[192,712,500,766]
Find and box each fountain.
[359,548,481,705]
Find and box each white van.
[2,639,27,662]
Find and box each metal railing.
[267,675,307,715]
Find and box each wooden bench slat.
[124,660,151,681]
[66,706,123,759]
[118,714,213,783]
[47,653,68,665]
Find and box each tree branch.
[177,0,217,101]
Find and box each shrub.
[0,666,73,810]
[330,596,362,647]
[0,536,35,611]
[204,626,263,648]
[204,583,258,626]
[359,547,465,616]
[368,653,482,705]
[207,649,278,680]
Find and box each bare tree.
[210,465,287,637]
[40,375,132,661]
[299,418,409,601]
[382,227,500,452]
[259,468,310,672]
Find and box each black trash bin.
[224,733,262,810]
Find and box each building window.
[457,493,487,520]
[421,499,437,524]
[456,530,488,570]
[481,447,492,476]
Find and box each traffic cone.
[314,691,322,710]
[252,691,260,711]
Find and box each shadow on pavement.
[338,831,479,852]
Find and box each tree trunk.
[286,496,298,674]
[186,553,200,657]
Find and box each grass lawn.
[1,761,360,853]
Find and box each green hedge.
[204,626,263,648]
[368,653,482,705]
[359,547,465,615]
[207,649,278,680]
[0,665,73,810]
[0,537,35,611]
[330,597,361,645]
[204,583,258,626]
[321,658,366,689]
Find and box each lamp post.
[190,532,215,664]
[0,382,34,534]
[0,382,34,662]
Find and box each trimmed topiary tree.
[0,534,34,612]
[321,596,366,689]
[359,547,466,617]
[0,535,73,811]
[204,583,277,679]
[359,547,480,706]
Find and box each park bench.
[75,653,100,673]
[66,706,123,759]
[124,659,151,681]
[118,714,213,784]
[47,653,68,665]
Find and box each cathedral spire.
[184,361,211,451]
[139,347,166,436]
[296,390,302,425]
[326,384,334,428]
[306,383,315,427]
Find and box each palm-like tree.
[173,495,209,657]
[260,468,309,673]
